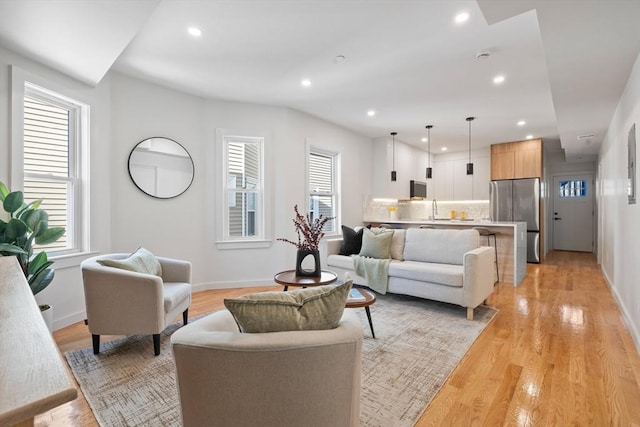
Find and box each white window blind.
[308,150,337,232]
[23,91,78,253]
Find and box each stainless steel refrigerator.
[490,178,540,263]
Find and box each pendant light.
[466,117,475,175]
[425,125,433,179]
[390,132,397,181]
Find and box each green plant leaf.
[29,267,54,296]
[16,199,40,219]
[4,218,27,241]
[0,243,28,255]
[28,251,51,275]
[0,182,8,201]
[3,191,23,214]
[35,227,65,245]
[26,209,48,234]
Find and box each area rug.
[65,293,497,427]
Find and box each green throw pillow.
[97,247,162,277]
[224,280,353,333]
[359,228,393,259]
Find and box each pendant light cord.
[468,119,471,162]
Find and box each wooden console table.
[0,257,77,427]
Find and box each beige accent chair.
[81,254,191,356]
[171,309,363,427]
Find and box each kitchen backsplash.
[363,196,490,222]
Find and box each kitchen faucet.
[432,198,438,220]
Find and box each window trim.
[215,128,272,249]
[10,66,90,258]
[306,141,340,235]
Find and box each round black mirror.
[128,137,194,199]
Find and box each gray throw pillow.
[224,280,352,333]
[97,247,162,277]
[359,228,393,259]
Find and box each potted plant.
[0,181,66,328]
[278,204,333,277]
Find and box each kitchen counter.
[365,219,527,286]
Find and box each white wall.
[371,136,429,199]
[110,72,372,290]
[0,47,112,330]
[598,51,640,352]
[1,52,373,330]
[370,135,490,201]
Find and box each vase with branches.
[278,204,333,276]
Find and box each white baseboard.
[601,265,640,355]
[53,309,87,332]
[192,279,275,293]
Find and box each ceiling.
[1,1,639,162]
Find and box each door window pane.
[559,180,586,198]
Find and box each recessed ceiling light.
[301,79,312,87]
[335,55,346,62]
[493,75,505,84]
[455,12,470,23]
[517,120,526,126]
[526,134,534,139]
[421,137,427,142]
[187,27,202,37]
[367,110,376,117]
[441,147,448,151]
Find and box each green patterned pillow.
[359,228,393,259]
[97,247,162,277]
[224,280,352,333]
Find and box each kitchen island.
[366,219,527,286]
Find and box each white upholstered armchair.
[171,309,363,427]
[81,253,191,356]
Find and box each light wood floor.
[36,251,640,426]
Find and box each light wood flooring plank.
[31,252,640,426]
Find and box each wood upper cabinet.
[491,139,542,180]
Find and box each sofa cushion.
[97,247,162,277]
[389,229,406,261]
[403,228,479,265]
[223,280,352,333]
[327,254,355,270]
[359,228,393,259]
[163,282,191,313]
[339,225,364,255]
[389,261,464,287]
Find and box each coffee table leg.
[284,285,288,291]
[365,306,375,339]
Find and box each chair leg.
[84,319,88,325]
[183,309,189,326]
[153,334,161,356]
[467,307,474,320]
[92,334,100,354]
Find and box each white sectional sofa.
[322,227,495,320]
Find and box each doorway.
[552,174,594,252]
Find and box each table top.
[0,258,77,426]
[274,270,337,287]
[346,287,376,308]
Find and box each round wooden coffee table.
[346,288,377,338]
[274,270,337,291]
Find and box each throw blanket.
[352,255,390,294]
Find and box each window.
[22,83,87,254]
[559,179,587,198]
[308,149,338,232]
[223,135,264,240]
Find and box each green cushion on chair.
[224,280,352,333]
[97,247,162,277]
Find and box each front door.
[552,174,594,252]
